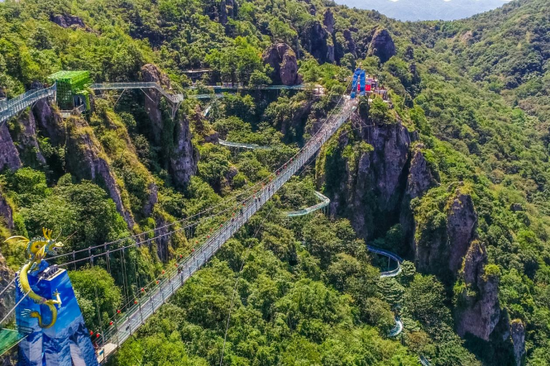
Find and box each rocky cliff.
[65,117,135,229]
[0,124,22,172]
[413,187,478,281]
[367,28,396,63]
[262,43,302,86]
[170,115,199,189]
[141,64,173,144]
[13,111,46,167]
[319,108,413,240]
[0,250,15,322]
[455,241,500,341]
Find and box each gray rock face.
[65,118,135,230]
[510,320,525,366]
[405,146,438,200]
[323,9,335,34]
[0,251,15,323]
[367,28,396,63]
[344,29,357,57]
[447,193,478,273]
[141,64,172,144]
[0,189,13,230]
[143,182,158,217]
[50,14,87,29]
[300,21,334,63]
[262,43,301,86]
[414,189,478,279]
[0,123,21,171]
[325,112,412,239]
[170,116,198,190]
[455,241,500,341]
[33,98,65,145]
[15,111,46,166]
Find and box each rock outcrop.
[50,13,87,29]
[300,21,334,64]
[141,64,173,144]
[262,43,301,86]
[0,123,21,171]
[367,28,396,63]
[344,29,357,57]
[65,117,135,229]
[455,241,500,341]
[33,98,65,145]
[0,188,14,230]
[170,116,198,190]
[323,9,335,34]
[414,187,478,281]
[14,111,46,166]
[510,319,525,366]
[322,111,412,240]
[0,251,15,322]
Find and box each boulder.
[262,43,301,86]
[0,123,21,171]
[33,98,65,145]
[367,28,396,63]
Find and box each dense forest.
[0,0,549,365]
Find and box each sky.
[334,0,513,21]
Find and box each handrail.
[367,246,403,278]
[0,86,56,125]
[89,82,184,104]
[285,191,330,217]
[218,139,271,150]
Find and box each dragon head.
[43,228,63,255]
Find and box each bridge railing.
[89,82,184,104]
[0,86,56,124]
[97,98,356,361]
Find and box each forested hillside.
[0,0,549,365]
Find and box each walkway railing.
[218,139,271,150]
[90,82,184,104]
[96,98,356,361]
[0,86,56,125]
[367,246,403,278]
[285,191,330,217]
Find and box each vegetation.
[1,0,550,365]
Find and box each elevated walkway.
[367,246,403,278]
[285,191,330,217]
[0,86,56,125]
[90,82,184,104]
[218,139,271,150]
